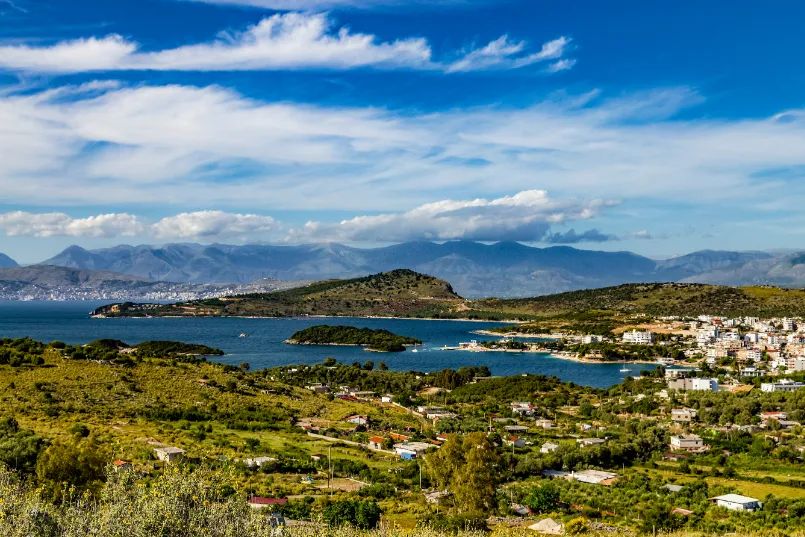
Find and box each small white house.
[505,436,526,448]
[344,415,369,426]
[541,442,560,454]
[669,434,705,452]
[154,446,185,463]
[710,494,762,512]
[381,394,394,403]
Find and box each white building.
[670,434,705,452]
[541,442,560,454]
[394,442,433,459]
[740,367,764,378]
[577,438,606,448]
[697,328,719,345]
[570,469,618,485]
[582,335,602,344]
[783,318,797,332]
[790,357,805,372]
[668,378,718,392]
[154,446,185,463]
[744,332,760,344]
[761,379,805,393]
[721,331,742,341]
[710,494,762,512]
[671,408,697,423]
[746,349,763,363]
[622,330,655,345]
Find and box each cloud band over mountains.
[0,191,619,243]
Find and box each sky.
[2,0,805,263]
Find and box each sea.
[0,301,656,389]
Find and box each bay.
[0,301,654,388]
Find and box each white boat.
[411,349,418,353]
[619,359,631,373]
[239,333,248,338]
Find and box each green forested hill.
[286,325,421,352]
[92,269,464,318]
[94,277,805,321]
[471,283,805,318]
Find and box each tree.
[36,436,108,501]
[425,432,502,514]
[377,362,388,371]
[322,500,381,529]
[524,482,560,513]
[0,417,46,473]
[363,360,375,371]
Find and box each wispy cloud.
[446,35,571,73]
[3,81,805,232]
[0,12,572,73]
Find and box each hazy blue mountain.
[656,250,773,278]
[681,252,805,287]
[38,241,804,298]
[0,253,18,269]
[0,265,305,300]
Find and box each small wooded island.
[285,325,422,352]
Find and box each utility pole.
[328,446,333,496]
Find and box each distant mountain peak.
[0,253,18,269]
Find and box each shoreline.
[93,313,521,324]
[472,329,558,339]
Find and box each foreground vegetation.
[286,325,422,352]
[7,333,805,534]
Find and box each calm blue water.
[0,301,653,388]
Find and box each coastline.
[93,313,521,324]
[472,329,558,339]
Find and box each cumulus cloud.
[0,212,144,238]
[151,211,278,240]
[0,211,279,241]
[288,190,617,243]
[0,12,572,74]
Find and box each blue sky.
[1,0,805,263]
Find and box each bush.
[565,517,589,535]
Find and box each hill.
[286,325,422,352]
[0,253,18,268]
[92,269,465,318]
[472,282,805,318]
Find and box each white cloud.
[4,81,805,241]
[151,211,278,240]
[0,12,571,73]
[446,36,571,73]
[0,210,278,241]
[289,190,617,242]
[0,212,144,238]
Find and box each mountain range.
[4,241,805,298]
[0,265,306,301]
